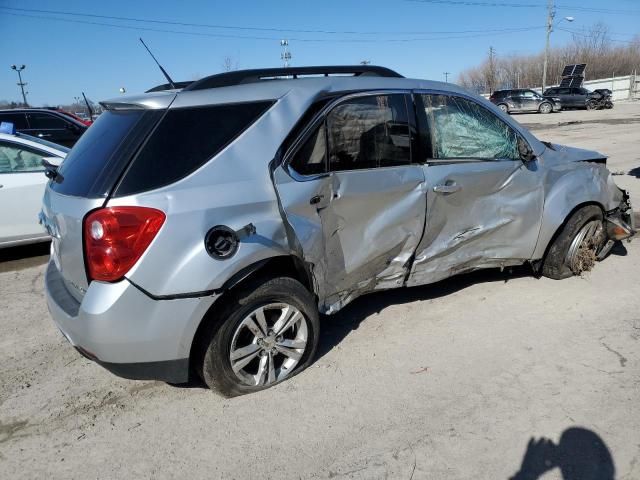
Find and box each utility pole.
[10,64,28,107]
[487,47,496,94]
[542,0,555,93]
[443,72,451,82]
[280,40,291,68]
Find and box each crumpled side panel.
[408,160,544,287]
[320,167,426,312]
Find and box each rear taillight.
[84,206,165,282]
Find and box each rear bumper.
[45,260,216,383]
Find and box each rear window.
[50,109,162,197]
[114,101,274,196]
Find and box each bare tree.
[458,22,640,92]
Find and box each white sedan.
[0,128,68,248]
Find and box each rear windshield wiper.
[42,158,64,183]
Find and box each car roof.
[0,132,69,157]
[102,65,477,110]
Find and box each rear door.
[274,92,427,312]
[407,92,544,286]
[0,140,51,244]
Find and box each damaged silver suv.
[42,66,635,396]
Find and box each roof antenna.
[139,37,176,89]
[81,92,93,120]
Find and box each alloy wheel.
[229,303,309,387]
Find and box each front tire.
[539,102,553,114]
[541,206,605,279]
[498,103,509,114]
[200,276,319,397]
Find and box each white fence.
[582,75,637,101]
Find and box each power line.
[404,0,640,15]
[0,5,542,36]
[2,11,545,43]
[558,27,640,44]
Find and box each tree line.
[458,23,640,94]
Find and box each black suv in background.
[0,109,87,147]
[489,89,561,114]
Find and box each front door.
[274,92,427,312]
[520,90,539,111]
[408,93,544,287]
[0,141,49,244]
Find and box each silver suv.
[42,66,635,396]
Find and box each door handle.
[433,183,461,194]
[38,133,52,138]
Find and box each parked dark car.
[542,87,601,110]
[489,89,561,114]
[0,109,87,147]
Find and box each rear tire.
[199,276,319,397]
[541,206,605,280]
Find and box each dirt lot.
[1,103,639,479]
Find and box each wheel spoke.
[254,308,269,338]
[231,347,261,373]
[273,307,301,336]
[277,338,306,349]
[244,316,265,339]
[267,352,276,384]
[230,342,260,362]
[255,354,268,385]
[274,344,302,362]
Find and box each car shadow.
[0,241,50,273]
[509,427,615,480]
[609,241,628,257]
[315,265,533,362]
[628,166,640,178]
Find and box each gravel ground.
[1,102,639,479]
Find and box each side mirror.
[518,136,536,163]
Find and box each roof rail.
[146,80,194,93]
[183,65,403,92]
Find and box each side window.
[289,123,327,176]
[0,112,29,129]
[0,142,45,173]
[27,113,68,129]
[326,94,411,171]
[558,88,571,95]
[523,91,536,98]
[421,94,519,160]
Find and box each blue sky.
[1,0,639,106]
